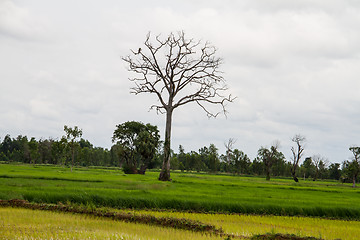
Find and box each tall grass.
[0,207,224,240]
[2,205,359,240]
[124,209,360,240]
[1,163,359,219]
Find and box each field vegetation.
[1,163,360,239]
[2,200,360,240]
[0,164,359,220]
[123,209,360,240]
[0,207,223,240]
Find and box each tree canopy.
[112,121,160,174]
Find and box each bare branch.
[224,138,236,151]
[122,31,235,181]
[122,31,234,116]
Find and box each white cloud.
[29,97,59,119]
[0,0,359,163]
[0,0,50,40]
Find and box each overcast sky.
[1,0,360,163]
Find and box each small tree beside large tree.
[123,31,234,181]
[112,121,160,174]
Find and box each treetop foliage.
[112,121,160,174]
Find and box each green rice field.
[0,164,358,219]
[1,163,360,239]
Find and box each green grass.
[0,207,224,240]
[0,163,359,219]
[4,202,360,240]
[124,209,360,240]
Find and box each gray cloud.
[1,0,359,163]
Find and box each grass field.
[1,163,360,239]
[0,163,358,220]
[0,207,223,240]
[2,203,360,239]
[122,209,360,240]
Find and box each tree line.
[0,133,114,168]
[1,122,359,186]
[170,142,344,183]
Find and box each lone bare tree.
[290,134,306,182]
[122,32,234,181]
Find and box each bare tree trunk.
[291,168,299,182]
[290,135,305,183]
[159,109,172,181]
[293,175,299,182]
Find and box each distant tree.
[38,139,53,164]
[79,138,93,149]
[231,149,251,175]
[1,135,13,160]
[348,146,360,187]
[0,152,8,162]
[0,134,116,167]
[251,157,264,175]
[63,125,83,172]
[112,121,160,174]
[342,160,358,186]
[5,135,30,163]
[224,138,236,170]
[311,154,328,181]
[179,162,185,172]
[79,146,91,166]
[328,163,341,180]
[193,151,206,172]
[318,159,329,179]
[51,137,67,165]
[300,157,315,180]
[170,155,180,170]
[257,141,284,180]
[177,145,186,170]
[28,137,39,165]
[199,144,220,173]
[110,144,124,168]
[16,135,30,163]
[271,155,289,177]
[184,152,194,171]
[123,31,234,181]
[290,134,306,182]
[208,144,220,172]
